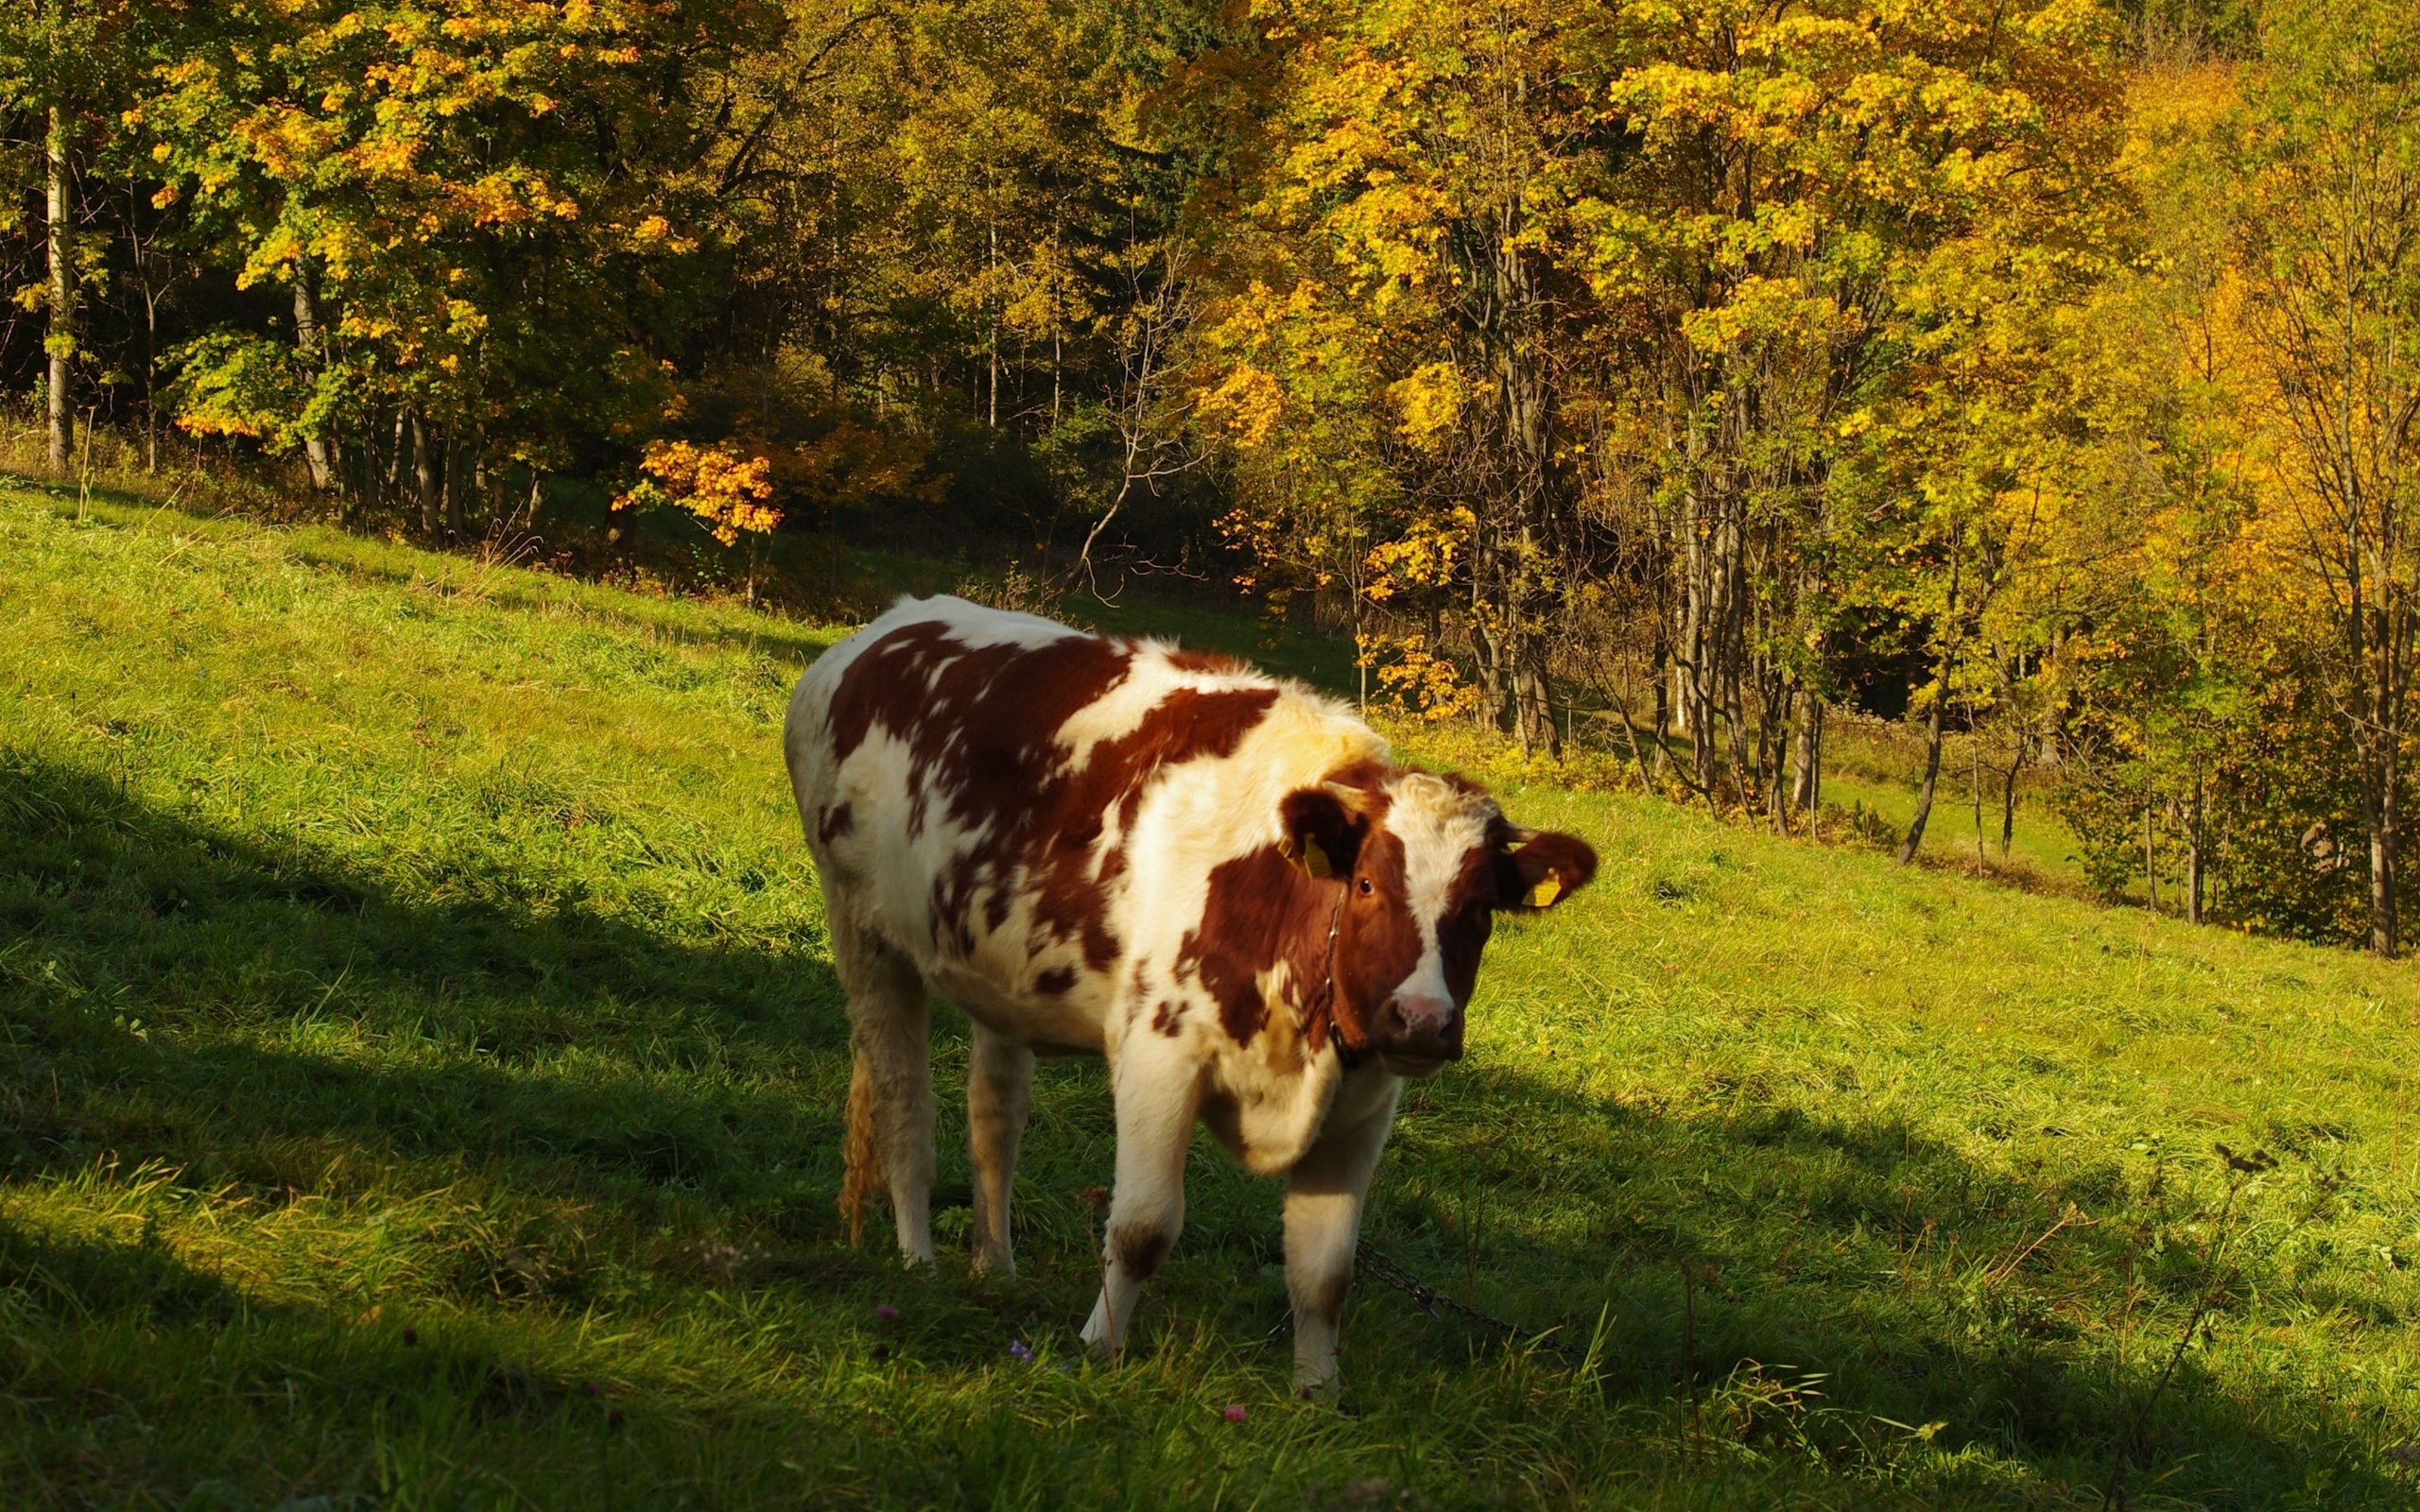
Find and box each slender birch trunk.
[46,98,76,477]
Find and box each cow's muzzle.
[1372,993,1462,1073]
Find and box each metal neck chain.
[1266,1240,1588,1362]
[1319,883,1345,995]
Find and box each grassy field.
[3,481,2418,1510]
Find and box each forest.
[6,0,2418,956]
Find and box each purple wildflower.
[874,1304,900,1321]
[1223,1403,1247,1423]
[1008,1339,1033,1361]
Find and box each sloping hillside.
[3,484,2415,1510]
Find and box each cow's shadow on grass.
[1,753,2409,1505]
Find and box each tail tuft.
[838,1051,880,1246]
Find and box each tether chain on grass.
[1266,1240,1588,1363]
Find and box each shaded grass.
[4,480,2418,1508]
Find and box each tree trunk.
[2145,802,2158,912]
[1470,562,1510,733]
[1651,618,1673,780]
[1897,541,1955,866]
[2365,592,2409,956]
[1896,680,1947,867]
[1679,486,1717,789]
[133,214,160,475]
[1512,644,1558,758]
[1971,713,1986,872]
[2187,768,2204,925]
[987,218,1000,429]
[293,270,336,491]
[1719,510,1751,795]
[1765,686,1790,833]
[411,413,441,540]
[1790,696,1824,814]
[2369,752,2399,957]
[46,100,75,478]
[1482,215,1565,761]
[1999,734,2024,860]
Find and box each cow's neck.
[1195,865,1359,1176]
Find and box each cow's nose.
[1374,994,1462,1061]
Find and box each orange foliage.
[614,440,782,545]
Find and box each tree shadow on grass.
[1305,1058,2412,1507]
[0,1210,884,1509]
[0,749,855,1229]
[0,750,900,1500]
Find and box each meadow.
[3,480,2417,1510]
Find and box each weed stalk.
[2100,1144,2273,1511]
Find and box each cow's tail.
[838,1048,880,1246]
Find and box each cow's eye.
[1357,876,1374,896]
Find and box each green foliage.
[162,329,311,450]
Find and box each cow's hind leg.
[1080,1039,1198,1359]
[1283,1079,1402,1398]
[966,1022,1034,1276]
[833,925,935,1265]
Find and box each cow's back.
[785,595,1379,1052]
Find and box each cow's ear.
[1495,829,1598,911]
[1279,786,1368,881]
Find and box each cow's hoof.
[1291,1373,1341,1405]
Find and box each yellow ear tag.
[1522,874,1562,909]
[1300,838,1335,879]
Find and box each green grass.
[4,480,2418,1510]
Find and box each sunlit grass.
[4,480,2416,1508]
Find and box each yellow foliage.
[1363,507,1474,602]
[1199,362,1285,448]
[1363,631,1479,722]
[1384,363,1463,452]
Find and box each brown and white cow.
[784,595,1595,1393]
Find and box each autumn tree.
[1200,0,1625,754]
[137,0,785,536]
[1586,0,2126,830]
[0,0,146,474]
[2224,0,2420,955]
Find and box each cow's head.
[1279,767,1597,1075]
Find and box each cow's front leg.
[1283,1076,1402,1398]
[966,1022,1034,1277]
[1080,1040,1199,1360]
